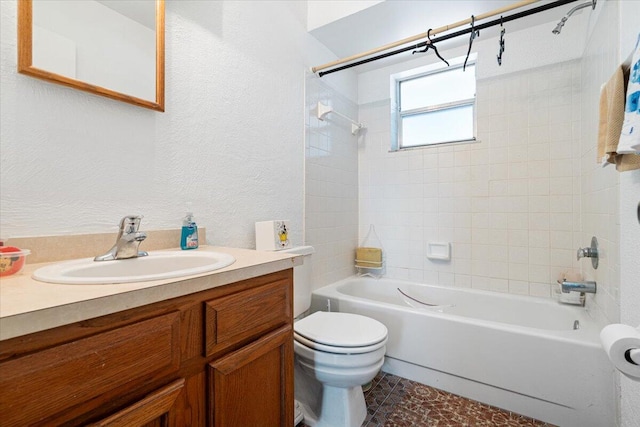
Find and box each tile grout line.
[366,372,405,426]
[364,372,390,425]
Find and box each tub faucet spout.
[94,215,148,261]
[559,279,596,294]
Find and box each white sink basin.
[32,251,236,285]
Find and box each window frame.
[391,56,477,151]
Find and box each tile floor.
[303,372,555,427]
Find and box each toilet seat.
[294,331,387,354]
[294,311,388,354]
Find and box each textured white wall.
[620,163,640,427]
[0,0,351,250]
[582,2,640,425]
[618,0,640,424]
[306,0,382,32]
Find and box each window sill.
[390,138,480,152]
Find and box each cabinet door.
[208,326,293,427]
[88,379,184,427]
[0,312,180,426]
[204,278,291,358]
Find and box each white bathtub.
[310,277,616,427]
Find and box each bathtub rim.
[312,275,605,346]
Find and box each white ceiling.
[310,0,588,72]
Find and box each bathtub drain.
[573,320,580,330]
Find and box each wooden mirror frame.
[17,0,165,112]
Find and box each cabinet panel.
[168,372,206,426]
[208,326,294,427]
[88,379,184,427]
[0,269,294,427]
[0,312,180,426]
[204,279,291,357]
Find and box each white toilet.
[282,246,388,427]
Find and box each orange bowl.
[0,246,31,277]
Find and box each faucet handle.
[576,236,599,269]
[577,247,596,260]
[119,215,143,233]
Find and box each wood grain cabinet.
[0,269,294,427]
[89,379,186,427]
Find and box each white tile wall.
[305,72,359,290]
[308,4,623,329]
[359,60,583,298]
[579,0,620,325]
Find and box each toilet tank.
[279,246,315,317]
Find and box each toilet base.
[294,400,304,426]
[295,362,370,427]
[316,384,366,427]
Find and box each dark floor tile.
[298,372,553,427]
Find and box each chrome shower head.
[552,17,567,34]
[552,0,596,35]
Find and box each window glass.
[392,58,476,150]
[401,105,474,147]
[400,65,476,111]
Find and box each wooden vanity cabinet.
[209,326,293,426]
[89,378,186,427]
[0,269,294,427]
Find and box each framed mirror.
[18,0,165,112]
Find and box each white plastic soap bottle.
[180,210,199,250]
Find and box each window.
[391,56,476,150]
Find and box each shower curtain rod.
[312,0,538,74]
[313,0,578,77]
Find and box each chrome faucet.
[559,279,597,294]
[94,215,148,261]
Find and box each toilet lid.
[294,311,388,348]
[294,331,387,354]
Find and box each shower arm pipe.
[565,0,596,18]
[311,0,540,74]
[554,0,596,31]
[317,102,363,135]
[315,0,579,77]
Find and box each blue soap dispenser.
[180,208,199,250]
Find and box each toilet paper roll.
[600,324,640,381]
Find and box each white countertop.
[0,246,300,340]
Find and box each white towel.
[618,33,640,154]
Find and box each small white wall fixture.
[317,102,364,135]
